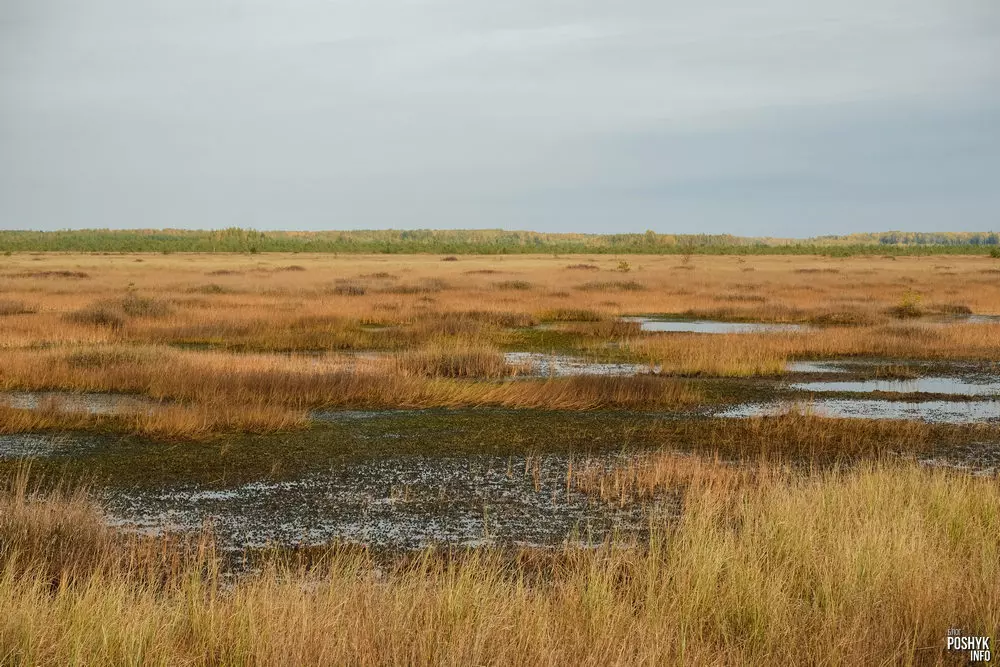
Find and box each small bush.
[332,282,366,296]
[441,256,459,262]
[887,290,924,319]
[382,279,450,295]
[188,284,230,294]
[810,310,882,326]
[616,260,631,273]
[0,299,36,316]
[577,281,646,292]
[396,344,510,378]
[539,308,604,322]
[12,270,89,279]
[492,280,532,291]
[565,264,599,271]
[119,294,171,318]
[65,295,169,329]
[66,304,126,330]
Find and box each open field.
[0,251,998,434]
[1,251,998,664]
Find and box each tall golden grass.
[0,402,307,439]
[645,411,975,459]
[619,322,1000,376]
[4,253,1000,377]
[1,462,996,665]
[569,412,989,503]
[3,252,1000,431]
[3,253,998,341]
[0,346,699,409]
[0,346,699,436]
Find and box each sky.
[1,0,998,237]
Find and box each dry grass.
[650,411,972,459]
[570,412,988,503]
[2,252,997,360]
[0,462,997,665]
[0,346,700,411]
[0,346,700,436]
[2,252,1000,429]
[0,300,36,316]
[572,451,750,505]
[394,342,517,378]
[0,402,307,439]
[620,322,1000,376]
[4,253,999,663]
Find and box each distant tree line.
[0,228,997,255]
[816,231,1000,246]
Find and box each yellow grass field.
[1,252,998,665]
[2,252,999,434]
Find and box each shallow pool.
[622,317,808,334]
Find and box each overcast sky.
[1,0,998,236]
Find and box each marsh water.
[6,351,1000,551]
[621,316,809,334]
[503,352,654,377]
[3,410,676,552]
[104,453,661,551]
[749,358,1000,423]
[789,377,1000,396]
[0,390,163,414]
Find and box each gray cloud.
[1,0,998,235]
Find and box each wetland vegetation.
[1,251,999,664]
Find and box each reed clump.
[0,300,36,316]
[395,343,513,379]
[661,410,949,460]
[0,347,700,436]
[0,463,997,665]
[0,402,308,439]
[65,295,171,330]
[576,280,646,292]
[538,308,605,322]
[65,303,127,330]
[492,280,533,291]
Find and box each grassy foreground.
[1,461,997,665]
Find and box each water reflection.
[622,317,808,334]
